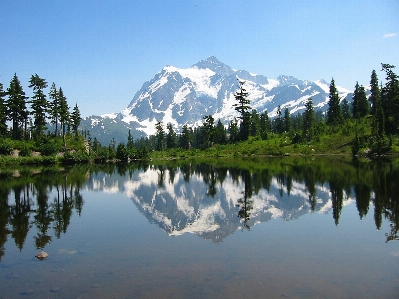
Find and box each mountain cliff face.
[81,56,351,144]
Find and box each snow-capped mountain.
[81,56,351,144]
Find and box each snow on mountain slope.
[82,56,351,143]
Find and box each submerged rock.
[35,251,48,260]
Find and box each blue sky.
[0,0,398,117]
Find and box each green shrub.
[60,151,90,164]
[19,144,32,157]
[0,140,14,155]
[39,142,60,156]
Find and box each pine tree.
[341,98,351,120]
[369,70,380,115]
[29,74,48,137]
[214,119,227,144]
[0,82,7,136]
[274,105,283,133]
[155,120,165,151]
[179,124,192,149]
[352,82,368,118]
[58,87,69,145]
[283,108,291,133]
[126,129,134,150]
[233,80,251,140]
[302,98,315,141]
[259,110,271,140]
[166,123,177,149]
[326,78,342,125]
[228,118,240,143]
[250,109,260,138]
[70,103,81,136]
[381,64,399,135]
[202,115,215,148]
[6,74,28,139]
[48,82,60,136]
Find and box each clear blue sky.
[1,0,398,117]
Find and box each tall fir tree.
[228,118,240,143]
[126,129,134,150]
[326,78,342,125]
[381,64,399,135]
[0,82,7,136]
[232,80,251,140]
[58,87,69,145]
[274,105,284,133]
[369,70,380,115]
[179,124,192,149]
[283,108,291,133]
[341,98,351,120]
[70,103,81,136]
[302,98,315,141]
[352,82,369,118]
[214,119,227,144]
[29,74,48,137]
[6,74,28,139]
[155,120,165,151]
[250,109,261,138]
[48,82,60,136]
[166,123,177,149]
[259,110,271,140]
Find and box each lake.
[0,157,398,298]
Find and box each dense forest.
[0,63,398,164]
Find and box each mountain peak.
[191,56,235,76]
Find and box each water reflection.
[0,167,87,261]
[1,157,399,261]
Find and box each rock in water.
[35,251,48,260]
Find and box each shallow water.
[1,158,398,298]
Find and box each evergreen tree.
[232,80,251,140]
[126,129,134,150]
[166,123,177,149]
[116,142,128,160]
[6,74,28,139]
[0,82,7,136]
[228,118,240,143]
[155,120,165,151]
[179,124,192,149]
[352,82,369,118]
[302,98,315,141]
[326,78,342,125]
[48,82,60,136]
[259,110,271,140]
[341,98,351,120]
[214,119,227,144]
[369,70,380,115]
[202,115,215,148]
[29,74,48,137]
[70,103,81,136]
[92,137,101,152]
[250,109,260,138]
[283,108,291,133]
[372,92,385,139]
[381,64,399,135]
[58,87,69,145]
[274,105,283,133]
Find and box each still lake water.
[0,157,398,298]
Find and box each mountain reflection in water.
[1,157,398,261]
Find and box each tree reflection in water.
[0,166,87,261]
[1,157,399,261]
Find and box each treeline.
[109,63,398,157]
[0,73,82,156]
